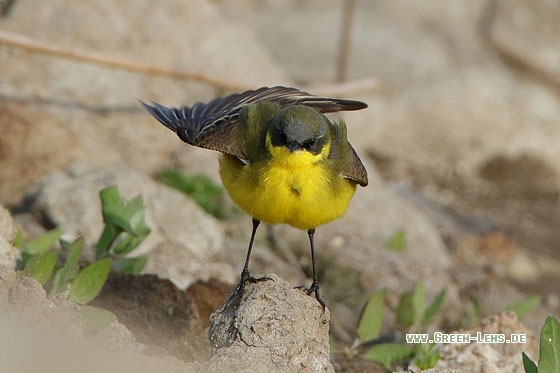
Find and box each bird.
[140,86,368,308]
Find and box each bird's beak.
[287,142,301,153]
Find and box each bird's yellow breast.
[219,146,356,230]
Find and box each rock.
[91,272,216,362]
[0,266,334,372]
[0,204,19,275]
[25,165,228,289]
[318,174,453,299]
[0,204,16,242]
[209,274,334,373]
[490,0,560,84]
[0,271,198,373]
[1,0,290,102]
[424,312,538,373]
[145,241,237,290]
[0,0,292,205]
[505,251,540,282]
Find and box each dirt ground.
[1,0,560,371]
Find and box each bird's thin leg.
[306,228,325,309]
[217,219,267,318]
[240,218,260,283]
[234,218,271,297]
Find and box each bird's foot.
[296,280,326,310]
[220,270,271,315]
[234,269,271,294]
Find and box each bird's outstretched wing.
[140,86,368,160]
[345,143,368,187]
[140,99,245,159]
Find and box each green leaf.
[112,256,148,274]
[159,170,223,197]
[386,229,407,251]
[69,258,111,304]
[23,228,62,255]
[97,186,150,261]
[100,186,132,231]
[12,230,24,249]
[538,316,560,373]
[158,170,234,218]
[411,282,425,327]
[51,270,64,293]
[99,186,124,211]
[506,295,541,320]
[22,251,57,284]
[102,203,133,233]
[357,289,387,341]
[521,352,538,373]
[125,196,151,235]
[422,288,446,327]
[100,188,150,236]
[413,343,440,370]
[364,343,414,370]
[96,224,118,258]
[462,301,480,329]
[397,282,424,329]
[397,291,414,328]
[111,232,146,256]
[78,305,117,333]
[51,237,83,294]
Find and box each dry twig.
[0,29,382,98]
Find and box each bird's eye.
[303,139,314,150]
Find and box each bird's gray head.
[268,105,330,155]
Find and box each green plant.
[357,289,386,343]
[96,186,150,273]
[396,282,446,331]
[386,229,407,252]
[351,282,446,371]
[17,186,150,305]
[461,299,483,329]
[12,230,24,249]
[522,316,560,373]
[158,169,239,218]
[506,295,541,320]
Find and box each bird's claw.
[295,281,326,310]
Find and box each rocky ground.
[1,0,559,371]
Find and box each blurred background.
[1,0,560,370]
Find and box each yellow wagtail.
[141,86,368,307]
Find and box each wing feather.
[345,143,368,186]
[140,86,367,163]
